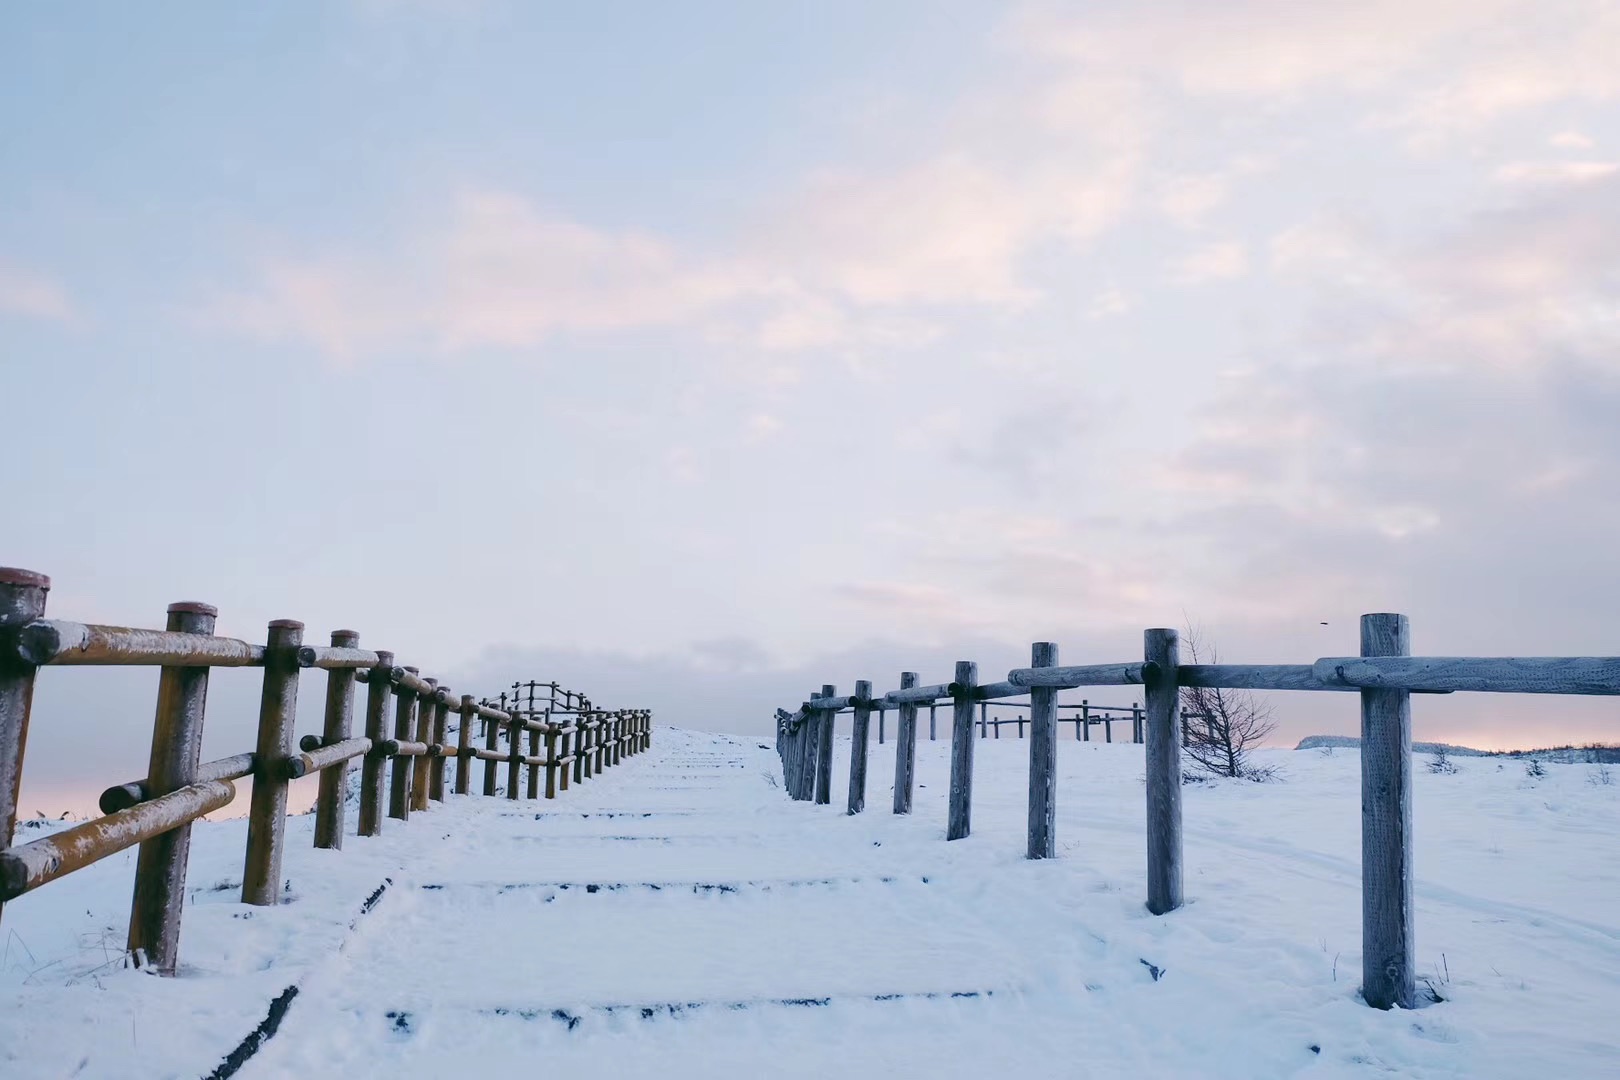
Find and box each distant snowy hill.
[1296,734,1620,762]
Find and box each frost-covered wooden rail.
[0,567,652,976]
[774,618,1620,1012]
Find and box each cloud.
[1550,130,1597,150]
[1169,241,1249,284]
[1492,161,1620,186]
[1012,1,1620,142]
[0,259,73,323]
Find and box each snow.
[4,729,1619,1078]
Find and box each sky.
[5,1,1620,813]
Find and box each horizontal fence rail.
[773,618,1620,1012]
[0,568,652,977]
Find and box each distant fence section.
[774,620,1620,1011]
[0,568,651,976]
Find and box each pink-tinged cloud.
[0,259,73,323]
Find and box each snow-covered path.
[239,728,1122,1078]
[6,727,1619,1078]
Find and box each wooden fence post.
[797,694,817,800]
[0,568,48,930]
[1361,612,1415,1010]
[573,715,588,787]
[526,717,541,799]
[358,651,393,837]
[1027,642,1058,860]
[929,702,936,741]
[243,619,303,906]
[455,695,473,795]
[128,601,216,972]
[411,677,437,812]
[544,720,560,798]
[507,715,523,800]
[313,630,360,849]
[482,702,500,796]
[1081,700,1089,741]
[848,680,871,815]
[429,690,449,802]
[947,661,977,840]
[893,672,918,814]
[815,684,835,805]
[1144,628,1183,915]
[389,672,417,820]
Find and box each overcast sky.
[6,1,1620,813]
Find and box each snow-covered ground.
[3,728,1618,1078]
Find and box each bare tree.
[1178,624,1278,781]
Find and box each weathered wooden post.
[482,702,500,796]
[312,630,360,849]
[847,680,871,815]
[594,712,607,774]
[506,715,523,800]
[815,684,835,806]
[947,661,977,840]
[0,568,48,929]
[893,672,918,814]
[358,650,393,837]
[128,601,216,972]
[573,715,588,787]
[544,720,560,798]
[559,722,574,791]
[1132,704,1143,743]
[1144,628,1182,915]
[929,702,936,741]
[979,701,987,739]
[526,718,541,798]
[455,695,474,795]
[411,677,437,812]
[429,690,449,802]
[243,620,302,906]
[1361,612,1415,1010]
[1081,700,1089,741]
[797,692,820,801]
[389,671,417,820]
[1027,642,1058,860]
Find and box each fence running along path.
[775,620,1620,1011]
[0,568,651,976]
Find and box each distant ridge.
[1295,735,1620,763]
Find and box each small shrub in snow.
[1525,759,1546,779]
[1428,747,1457,775]
[1590,761,1614,787]
[1178,623,1278,782]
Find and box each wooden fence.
[0,568,651,976]
[774,619,1620,1011]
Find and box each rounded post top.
[1360,612,1410,656]
[0,567,50,589]
[373,649,395,665]
[1031,641,1058,666]
[268,618,304,630]
[330,629,360,646]
[900,671,918,688]
[168,601,218,616]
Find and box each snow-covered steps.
[7,728,1620,1078]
